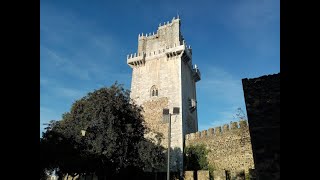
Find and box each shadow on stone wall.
[242,73,280,180]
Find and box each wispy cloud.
[197,66,247,131]
[53,87,86,99]
[40,76,88,99]
[41,46,91,80]
[40,77,49,86]
[40,3,122,82]
[198,66,244,105]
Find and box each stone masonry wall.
[138,18,181,54]
[197,170,210,180]
[185,120,254,176]
[181,55,198,135]
[128,18,200,173]
[142,97,169,148]
[128,17,200,173]
[242,73,280,180]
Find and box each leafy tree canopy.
[40,83,165,179]
[184,144,210,171]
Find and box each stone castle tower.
[127,17,201,171]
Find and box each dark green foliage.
[138,138,166,172]
[40,83,165,179]
[184,144,214,179]
[184,144,210,170]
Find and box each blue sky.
[40,0,279,136]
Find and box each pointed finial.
[142,33,143,36]
[159,22,161,26]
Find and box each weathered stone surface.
[185,120,254,177]
[242,73,280,180]
[184,171,194,180]
[142,97,169,147]
[213,170,226,180]
[128,17,200,172]
[197,170,209,180]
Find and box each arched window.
[150,85,158,97]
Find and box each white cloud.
[40,3,122,82]
[41,46,91,80]
[197,66,247,131]
[198,66,244,105]
[40,77,49,85]
[53,87,86,99]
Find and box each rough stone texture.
[127,17,200,172]
[242,73,280,180]
[142,97,169,147]
[181,53,198,135]
[185,120,254,178]
[184,171,194,180]
[213,170,226,180]
[197,170,209,180]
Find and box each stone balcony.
[193,66,201,82]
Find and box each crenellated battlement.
[158,16,180,28]
[185,120,254,174]
[127,39,193,68]
[127,16,197,70]
[134,16,185,57]
[185,120,248,140]
[137,16,180,40]
[138,31,158,39]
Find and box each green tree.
[40,121,88,179]
[184,144,210,170]
[138,135,166,172]
[184,144,214,179]
[40,83,165,179]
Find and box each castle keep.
[127,16,200,172]
[127,17,255,178]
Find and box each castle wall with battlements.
[185,120,255,175]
